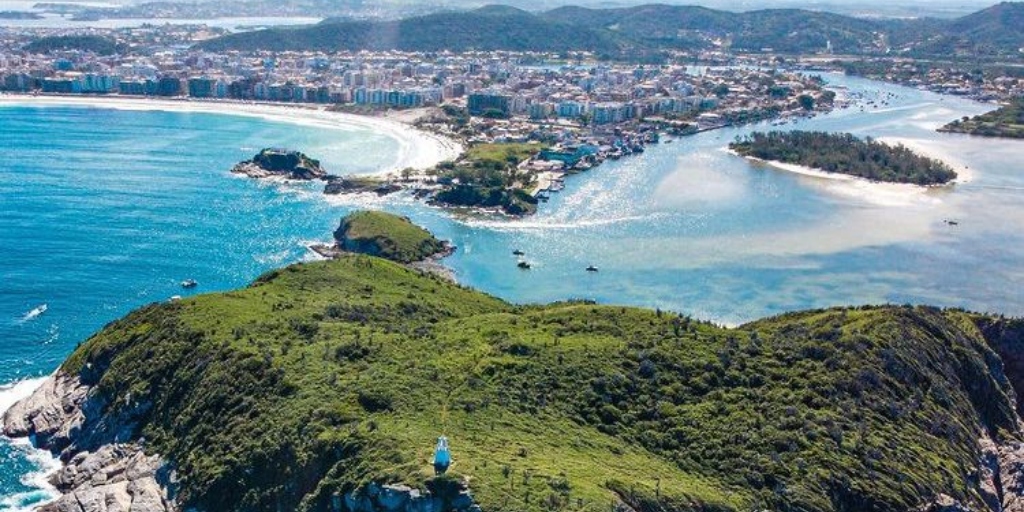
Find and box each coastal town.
[0,23,851,214]
[1,20,1021,214]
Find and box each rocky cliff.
[3,372,175,512]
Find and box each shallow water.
[2,73,1024,508]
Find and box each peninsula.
[729,131,958,186]
[940,98,1024,139]
[5,211,1024,512]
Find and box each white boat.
[22,304,47,322]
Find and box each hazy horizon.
[0,0,1007,19]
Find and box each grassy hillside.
[56,226,1024,512]
[333,211,449,263]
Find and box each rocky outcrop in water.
[323,176,403,196]
[41,444,174,512]
[231,148,328,180]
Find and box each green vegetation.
[730,131,958,185]
[333,211,448,263]
[58,211,1024,511]
[941,98,1024,139]
[197,6,625,54]
[432,143,546,216]
[23,35,123,55]
[196,3,1024,60]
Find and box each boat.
[517,261,531,270]
[433,436,450,475]
[22,304,47,322]
[181,279,198,289]
[512,249,525,256]
[945,220,960,226]
[586,265,599,272]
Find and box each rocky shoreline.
[2,372,176,512]
[2,370,477,512]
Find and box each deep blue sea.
[3,74,1024,509]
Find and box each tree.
[798,95,815,111]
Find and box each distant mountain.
[198,5,626,54]
[910,2,1024,57]
[198,2,1024,59]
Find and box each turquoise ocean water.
[3,74,1024,509]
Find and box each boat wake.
[458,212,668,231]
[0,376,48,417]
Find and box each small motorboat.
[517,261,531,270]
[22,304,47,322]
[586,265,599,272]
[945,220,959,226]
[512,249,525,256]
[180,279,198,289]
[170,295,182,302]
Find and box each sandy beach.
[725,148,956,207]
[876,136,975,184]
[0,93,463,175]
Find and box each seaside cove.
[2,72,1024,508]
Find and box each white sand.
[0,94,463,175]
[726,148,959,207]
[877,136,975,184]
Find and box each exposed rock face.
[40,444,174,512]
[231,148,328,180]
[3,372,87,447]
[2,372,175,512]
[997,441,1024,511]
[340,482,479,512]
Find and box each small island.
[231,148,328,180]
[940,98,1024,139]
[323,175,401,196]
[314,210,453,264]
[729,131,958,185]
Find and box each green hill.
[333,210,450,263]
[23,34,123,55]
[940,97,1024,139]
[7,211,1023,512]
[910,2,1024,58]
[197,6,625,53]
